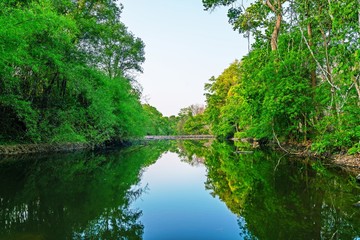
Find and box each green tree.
[177,104,208,135]
[201,0,360,153]
[142,104,179,135]
[0,0,151,145]
[204,61,241,138]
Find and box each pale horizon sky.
[120,0,249,116]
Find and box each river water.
[0,140,359,239]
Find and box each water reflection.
[131,151,240,240]
[0,140,359,239]
[0,142,171,239]
[202,141,360,239]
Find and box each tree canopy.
[0,0,155,145]
[200,0,360,154]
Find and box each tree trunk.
[320,27,340,116]
[352,74,360,105]
[307,23,316,89]
[265,0,282,51]
[271,13,282,51]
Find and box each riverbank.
[236,137,360,174]
[144,135,215,140]
[0,136,213,155]
[0,142,91,155]
[1,138,359,175]
[333,154,360,173]
[267,140,360,173]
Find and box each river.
[0,140,359,239]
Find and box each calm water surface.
[131,152,240,239]
[0,140,360,239]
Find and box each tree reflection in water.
[1,140,360,239]
[175,140,360,239]
[202,141,360,240]
[0,142,170,239]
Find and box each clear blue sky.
[120,0,249,116]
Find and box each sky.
[120,0,249,116]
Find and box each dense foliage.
[142,104,178,135]
[176,104,209,135]
[0,0,167,145]
[201,0,360,154]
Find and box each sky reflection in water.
[1,141,360,239]
[132,152,241,240]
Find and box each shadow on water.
[0,142,171,240]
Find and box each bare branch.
[264,0,276,13]
[297,23,340,91]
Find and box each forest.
[0,0,176,145]
[1,0,359,156]
[182,0,360,154]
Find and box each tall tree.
[202,0,285,50]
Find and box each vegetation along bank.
[0,0,176,147]
[1,0,359,170]
[181,0,360,157]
